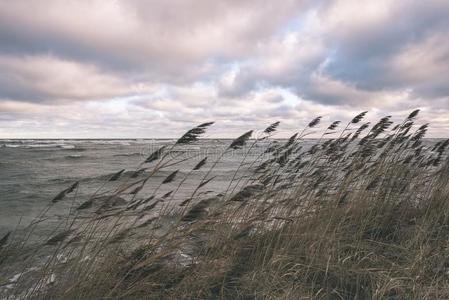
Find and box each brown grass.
[1,110,449,299]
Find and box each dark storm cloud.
[321,0,449,98]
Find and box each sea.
[0,139,276,238]
[0,138,445,238]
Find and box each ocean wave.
[2,143,61,148]
[66,154,84,159]
[92,169,187,181]
[94,170,136,180]
[2,144,21,148]
[0,139,174,149]
[83,140,134,146]
[58,144,76,149]
[113,152,142,157]
[44,154,88,162]
[1,143,85,151]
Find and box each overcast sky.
[0,0,448,138]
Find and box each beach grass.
[1,110,449,299]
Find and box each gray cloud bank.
[0,0,448,138]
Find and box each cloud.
[0,54,151,102]
[0,0,307,82]
[0,0,448,137]
[320,0,449,93]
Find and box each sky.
[0,0,448,138]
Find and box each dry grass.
[1,110,449,299]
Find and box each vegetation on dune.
[1,110,449,299]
